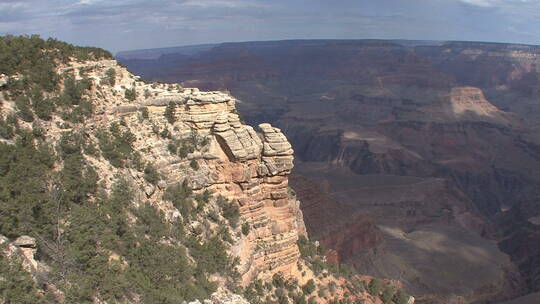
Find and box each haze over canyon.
[118,39,540,304]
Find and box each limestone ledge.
[63,59,304,286]
[111,91,300,284]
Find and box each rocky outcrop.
[448,86,511,123]
[188,292,250,304]
[0,235,41,275]
[93,65,305,284]
[118,39,540,303]
[0,74,7,87]
[0,57,308,294]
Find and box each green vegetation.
[103,68,116,86]
[0,35,106,125]
[164,181,194,221]
[14,95,34,122]
[190,159,200,170]
[0,140,238,303]
[124,87,136,101]
[381,285,396,304]
[241,222,250,236]
[0,35,402,304]
[55,76,94,123]
[96,122,136,168]
[297,235,319,259]
[217,196,240,228]
[30,87,55,121]
[302,279,316,295]
[0,249,44,304]
[143,164,161,185]
[164,101,176,123]
[140,107,149,119]
[167,131,209,159]
[394,289,410,304]
[0,134,56,238]
[368,278,382,296]
[0,35,110,96]
[0,114,16,139]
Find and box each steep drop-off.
[118,39,540,303]
[0,36,405,304]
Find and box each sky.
[1,0,540,53]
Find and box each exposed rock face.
[448,87,511,123]
[187,292,251,304]
[290,175,384,264]
[94,65,304,284]
[118,39,540,302]
[0,57,309,298]
[0,235,41,275]
[496,198,540,293]
[0,74,7,87]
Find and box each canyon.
[118,39,540,303]
[1,37,396,304]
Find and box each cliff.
[0,36,401,304]
[0,56,305,298]
[117,39,540,303]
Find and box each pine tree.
[164,101,176,124]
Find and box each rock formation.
[117,39,540,302]
[101,75,305,284]
[448,86,511,123]
[0,235,41,275]
[86,77,298,287]
[0,37,404,304]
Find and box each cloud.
[1,0,540,52]
[460,0,495,7]
[182,0,267,8]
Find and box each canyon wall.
[118,39,540,303]
[94,60,308,285]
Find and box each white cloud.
[459,0,539,8]
[78,0,99,4]
[460,0,494,7]
[182,0,266,8]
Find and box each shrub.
[0,135,56,238]
[164,181,193,220]
[302,279,316,295]
[368,278,382,296]
[272,274,285,288]
[393,289,409,304]
[164,101,176,124]
[0,250,45,304]
[218,196,240,228]
[381,285,395,304]
[62,99,94,123]
[0,115,15,139]
[15,95,34,122]
[143,164,161,185]
[104,68,116,86]
[297,235,318,259]
[30,86,55,120]
[60,76,85,106]
[33,96,55,120]
[190,159,199,170]
[194,190,211,209]
[140,107,149,119]
[241,223,250,236]
[96,123,136,168]
[125,87,136,101]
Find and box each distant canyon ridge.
[118,39,540,304]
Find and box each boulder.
[0,74,7,87]
[13,235,36,248]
